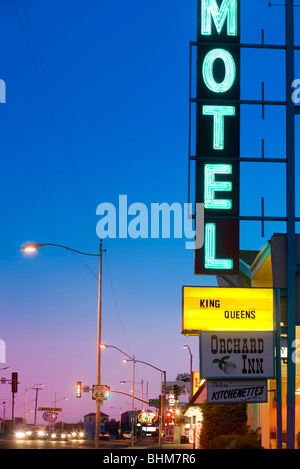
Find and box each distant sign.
[163,381,188,395]
[206,380,268,404]
[38,407,62,412]
[149,399,167,407]
[200,331,274,379]
[42,412,57,422]
[138,412,158,424]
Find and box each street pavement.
[0,437,194,450]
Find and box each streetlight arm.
[102,345,133,361]
[23,243,100,257]
[128,358,165,375]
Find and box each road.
[0,437,134,450]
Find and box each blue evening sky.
[0,0,299,422]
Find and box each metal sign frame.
[188,0,300,449]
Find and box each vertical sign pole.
[285,0,296,450]
[95,240,103,449]
[274,289,282,450]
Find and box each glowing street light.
[24,383,44,427]
[182,345,193,399]
[21,240,104,449]
[104,344,167,446]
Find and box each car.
[99,431,110,440]
[50,430,69,440]
[123,431,132,439]
[67,430,86,439]
[15,427,48,440]
[15,429,33,440]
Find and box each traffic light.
[165,410,172,426]
[104,385,110,400]
[173,384,181,402]
[76,381,82,398]
[11,372,18,393]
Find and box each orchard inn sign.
[195,0,240,275]
[200,331,275,379]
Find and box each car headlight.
[61,434,66,438]
[79,432,84,437]
[51,433,56,438]
[38,431,45,436]
[72,432,76,437]
[25,431,32,436]
[15,431,25,438]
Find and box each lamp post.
[183,345,193,399]
[120,380,144,412]
[101,344,136,446]
[21,240,104,449]
[123,357,166,446]
[33,386,44,426]
[52,396,68,430]
[24,383,44,427]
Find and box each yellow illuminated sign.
[182,287,274,334]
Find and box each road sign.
[83,386,90,393]
[149,399,167,407]
[206,380,268,404]
[96,398,103,406]
[42,412,57,422]
[92,385,107,400]
[38,407,62,412]
[200,331,275,379]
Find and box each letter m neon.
[201,0,238,36]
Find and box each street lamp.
[101,344,136,446]
[52,396,68,431]
[24,383,44,427]
[33,386,44,426]
[22,240,104,449]
[121,380,144,407]
[183,345,193,399]
[122,357,166,446]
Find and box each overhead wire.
[11,0,131,370]
[12,0,95,231]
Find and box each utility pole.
[95,240,103,449]
[33,387,43,427]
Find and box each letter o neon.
[202,48,236,93]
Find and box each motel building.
[184,233,300,449]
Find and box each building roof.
[84,412,108,418]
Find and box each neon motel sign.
[195,0,240,275]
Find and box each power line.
[12,0,95,230]
[12,0,132,368]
